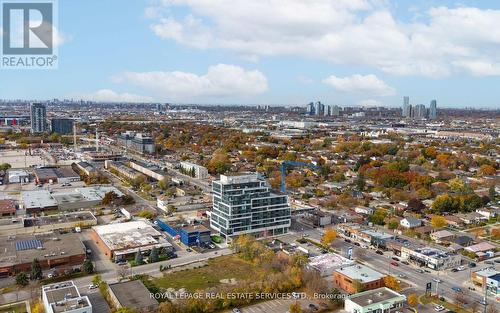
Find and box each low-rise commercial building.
[472,268,500,295]
[105,160,142,180]
[0,199,16,218]
[0,232,86,277]
[34,167,80,184]
[42,281,92,313]
[401,246,461,270]
[72,161,98,176]
[334,264,386,294]
[344,287,406,313]
[129,159,167,181]
[307,253,353,277]
[180,161,209,179]
[90,221,173,261]
[156,218,211,246]
[108,280,158,312]
[21,186,124,213]
[7,169,29,183]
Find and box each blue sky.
[2,0,500,108]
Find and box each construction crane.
[280,160,319,193]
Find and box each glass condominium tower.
[210,173,291,239]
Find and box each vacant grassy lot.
[153,255,265,291]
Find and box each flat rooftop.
[21,190,58,209]
[23,211,96,227]
[93,221,172,252]
[349,287,406,307]
[219,173,261,184]
[308,252,353,271]
[336,264,385,283]
[109,280,158,310]
[0,232,85,267]
[43,281,91,313]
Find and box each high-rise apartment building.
[210,173,291,239]
[307,102,315,115]
[51,118,74,134]
[402,96,411,117]
[30,103,47,133]
[331,105,341,117]
[314,101,325,116]
[429,100,437,119]
[412,104,427,119]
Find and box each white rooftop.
[93,221,170,251]
[219,173,260,185]
[21,190,58,209]
[308,252,353,271]
[335,264,385,283]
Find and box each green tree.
[489,185,497,200]
[134,250,144,265]
[81,259,94,274]
[30,259,42,280]
[16,272,29,286]
[150,247,159,263]
[289,301,303,313]
[368,208,388,226]
[0,163,11,171]
[92,274,102,286]
[356,173,366,191]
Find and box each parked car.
[415,269,424,273]
[392,257,400,261]
[88,284,98,290]
[457,265,466,271]
[390,261,399,266]
[401,261,409,265]
[451,287,462,293]
[469,262,477,268]
[376,250,384,255]
[451,268,458,272]
[308,304,318,311]
[434,305,445,312]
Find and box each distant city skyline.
[2,0,500,108]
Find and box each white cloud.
[147,1,500,77]
[112,64,268,100]
[72,89,154,103]
[357,99,384,107]
[323,74,395,96]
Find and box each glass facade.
[210,173,291,238]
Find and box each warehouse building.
[33,167,80,184]
[7,169,29,183]
[108,280,158,312]
[129,159,167,181]
[90,221,173,261]
[0,232,86,277]
[21,186,124,213]
[156,218,211,247]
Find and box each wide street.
[287,218,499,310]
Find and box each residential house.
[400,217,422,229]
